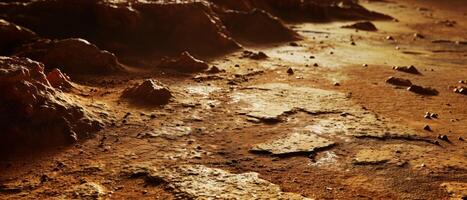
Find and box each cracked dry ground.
[1,0,467,200]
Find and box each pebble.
[423,125,432,131]
[459,137,465,141]
[313,63,319,67]
[287,68,294,75]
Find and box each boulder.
[407,85,438,96]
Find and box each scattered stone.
[459,137,465,141]
[407,85,438,96]
[453,86,467,95]
[15,38,123,75]
[362,64,368,67]
[122,79,172,106]
[393,65,421,74]
[342,21,378,31]
[386,36,394,40]
[287,68,294,75]
[313,63,319,67]
[430,113,438,119]
[333,82,340,86]
[250,131,335,156]
[459,80,466,84]
[241,50,268,60]
[386,76,412,86]
[157,51,209,73]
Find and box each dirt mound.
[14,38,123,75]
[0,56,103,151]
[342,21,378,31]
[210,0,392,22]
[219,9,300,43]
[157,51,209,73]
[0,19,37,55]
[122,79,172,106]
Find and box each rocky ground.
[0,0,466,199]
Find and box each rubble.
[122,79,172,106]
[15,38,123,75]
[453,86,467,95]
[407,85,439,96]
[0,56,103,150]
[0,19,37,55]
[386,76,412,86]
[342,21,378,31]
[157,51,209,73]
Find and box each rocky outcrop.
[0,19,37,55]
[219,9,299,43]
[122,79,172,106]
[15,38,123,75]
[210,0,392,22]
[157,51,209,73]
[342,21,378,31]
[0,56,103,151]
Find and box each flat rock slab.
[122,164,311,200]
[251,132,335,155]
[352,149,394,165]
[232,83,349,121]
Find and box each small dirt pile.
[157,51,209,73]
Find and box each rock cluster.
[0,56,103,151]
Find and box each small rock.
[407,85,438,96]
[241,51,268,60]
[158,51,208,73]
[438,135,449,142]
[413,33,425,39]
[453,86,467,95]
[333,82,340,86]
[206,66,224,74]
[393,65,421,74]
[423,125,432,131]
[313,63,319,67]
[341,21,378,31]
[287,68,294,75]
[289,42,299,47]
[459,137,465,141]
[386,36,394,40]
[386,76,412,86]
[362,64,368,67]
